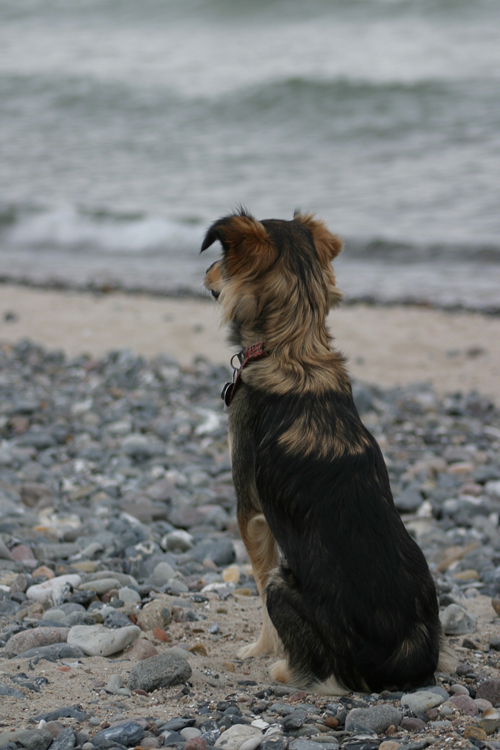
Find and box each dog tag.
[221,381,234,406]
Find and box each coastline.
[1,282,499,404]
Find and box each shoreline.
[1,283,500,404]
[1,275,500,317]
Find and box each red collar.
[221,342,268,406]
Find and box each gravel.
[1,340,500,748]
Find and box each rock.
[125,638,159,661]
[394,488,423,513]
[91,721,145,748]
[26,575,81,606]
[50,728,76,750]
[450,694,479,714]
[401,690,445,714]
[463,726,487,742]
[439,603,478,634]
[0,681,26,699]
[15,730,53,750]
[105,674,125,694]
[449,683,469,695]
[67,624,140,656]
[290,743,338,750]
[34,706,90,722]
[118,586,141,603]
[182,729,203,741]
[345,705,402,734]
[136,596,173,630]
[151,561,176,584]
[185,739,207,750]
[17,644,85,662]
[283,712,306,731]
[476,678,500,706]
[214,725,263,750]
[127,651,192,692]
[4,626,69,656]
[163,530,194,552]
[79,578,121,595]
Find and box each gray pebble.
[128,651,192,692]
[440,603,478,634]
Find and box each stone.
[164,530,194,552]
[394,488,423,513]
[181,729,202,741]
[185,739,207,750]
[214,725,263,750]
[50,728,76,750]
[449,683,469,695]
[463,726,487,742]
[476,678,500,706]
[105,674,125,694]
[125,638,159,660]
[136,596,173,630]
[79,578,121,595]
[152,561,176,584]
[17,644,85,661]
[118,586,141,603]
[15,730,53,750]
[0,681,25,699]
[34,706,90,722]
[450,693,479,715]
[401,690,445,714]
[4,626,69,656]
[67,624,140,656]
[26,575,81,606]
[162,718,196,732]
[345,705,402,734]
[439,603,478,634]
[91,721,144,748]
[127,651,192,692]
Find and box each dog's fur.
[202,209,444,694]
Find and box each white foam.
[6,206,204,254]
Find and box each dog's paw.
[270,659,292,684]
[237,641,267,659]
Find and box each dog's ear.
[201,212,276,277]
[294,211,343,265]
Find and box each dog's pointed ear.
[294,211,343,265]
[201,216,233,253]
[201,211,276,277]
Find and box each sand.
[0,284,499,403]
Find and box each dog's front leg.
[237,512,282,658]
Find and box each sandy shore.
[1,283,499,403]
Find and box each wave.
[1,204,499,265]
[0,205,205,255]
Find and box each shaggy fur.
[202,209,444,694]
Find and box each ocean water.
[1,0,499,309]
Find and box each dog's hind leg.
[266,565,348,695]
[237,513,282,658]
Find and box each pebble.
[476,678,500,705]
[345,706,402,734]
[449,693,479,714]
[439,603,478,634]
[127,651,192,692]
[4,627,70,656]
[26,576,82,606]
[67,624,140,656]
[214,725,263,750]
[90,721,144,748]
[401,690,445,714]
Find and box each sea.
[1,0,499,310]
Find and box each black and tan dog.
[202,209,445,694]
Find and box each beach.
[1,284,499,404]
[1,285,500,748]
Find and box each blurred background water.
[1,0,499,308]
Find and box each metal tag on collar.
[221,351,244,407]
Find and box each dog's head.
[201,209,343,351]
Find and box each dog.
[202,209,445,694]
